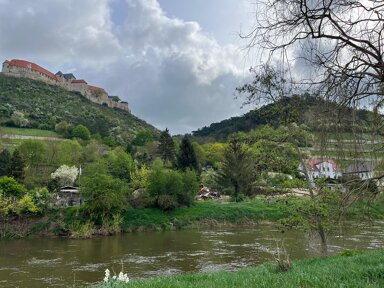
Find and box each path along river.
[0,221,383,287]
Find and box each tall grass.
[99,249,384,288]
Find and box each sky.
[0,0,257,135]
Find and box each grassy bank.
[0,127,61,137]
[121,198,290,232]
[101,249,384,288]
[3,194,384,238]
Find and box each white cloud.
[0,0,251,134]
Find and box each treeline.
[193,94,378,140]
[0,123,313,226]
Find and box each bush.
[0,176,26,198]
[71,124,90,140]
[147,163,198,210]
[80,164,129,219]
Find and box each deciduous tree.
[246,0,384,104]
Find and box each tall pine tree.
[177,135,199,171]
[8,149,25,181]
[157,128,176,164]
[218,138,256,199]
[0,149,11,177]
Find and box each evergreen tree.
[8,149,25,181]
[0,149,11,177]
[157,128,176,164]
[177,135,199,171]
[218,138,256,200]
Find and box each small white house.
[299,158,342,182]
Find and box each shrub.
[0,176,26,198]
[71,124,90,140]
[147,163,198,210]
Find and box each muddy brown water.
[0,221,383,287]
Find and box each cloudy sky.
[0,0,257,134]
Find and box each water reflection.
[0,221,383,287]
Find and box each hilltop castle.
[1,59,129,112]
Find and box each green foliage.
[106,147,134,182]
[17,140,46,167]
[202,142,226,168]
[280,189,340,234]
[147,162,198,210]
[55,120,70,136]
[101,250,384,288]
[80,163,129,218]
[0,75,158,142]
[218,138,256,198]
[177,135,199,171]
[0,149,11,177]
[28,187,51,211]
[17,195,40,214]
[103,135,117,147]
[200,168,222,190]
[132,130,153,146]
[157,128,176,164]
[71,124,90,140]
[0,176,26,198]
[131,165,150,190]
[10,111,29,127]
[8,149,25,181]
[57,140,83,165]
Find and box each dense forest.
[193,94,376,140]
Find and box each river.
[0,221,383,287]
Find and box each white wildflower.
[117,271,130,283]
[103,269,110,282]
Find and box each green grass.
[121,198,290,232]
[100,249,384,288]
[0,127,61,137]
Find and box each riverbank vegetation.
[99,249,384,288]
[1,80,384,241]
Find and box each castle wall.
[2,61,58,85]
[2,59,130,112]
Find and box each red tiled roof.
[305,158,339,172]
[5,59,57,81]
[87,85,106,94]
[71,79,87,84]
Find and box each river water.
[0,221,383,287]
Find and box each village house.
[343,161,378,180]
[2,59,130,112]
[299,158,342,182]
[55,186,83,207]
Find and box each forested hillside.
[193,95,375,140]
[0,74,158,143]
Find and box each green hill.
[193,95,375,140]
[0,74,158,143]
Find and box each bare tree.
[245,0,384,104]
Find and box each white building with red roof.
[2,59,129,112]
[299,158,342,181]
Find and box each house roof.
[305,158,340,172]
[63,73,76,80]
[71,79,87,84]
[60,186,80,193]
[344,161,377,174]
[5,59,58,81]
[87,85,107,94]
